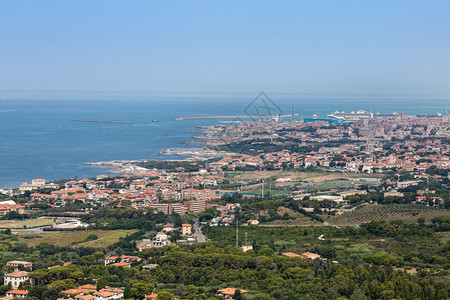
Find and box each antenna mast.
[261,179,264,198]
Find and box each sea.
[0,94,448,188]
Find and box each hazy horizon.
[1,1,450,97]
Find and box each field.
[18,229,138,248]
[324,204,450,225]
[0,218,53,229]
[263,207,321,226]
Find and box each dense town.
[0,113,449,299]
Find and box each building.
[5,290,29,298]
[152,232,169,248]
[149,203,170,214]
[241,245,253,252]
[19,182,33,191]
[182,188,212,201]
[74,294,96,300]
[310,195,349,205]
[32,178,46,188]
[281,252,302,258]
[104,256,119,265]
[397,180,420,189]
[185,200,206,213]
[181,224,192,235]
[109,262,131,268]
[149,203,186,215]
[4,271,29,289]
[93,287,124,299]
[170,203,186,215]
[142,264,158,270]
[120,255,141,263]
[301,252,321,260]
[217,288,247,299]
[6,261,32,271]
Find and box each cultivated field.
[0,218,53,229]
[18,229,138,248]
[324,204,449,225]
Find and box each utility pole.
[236,218,239,248]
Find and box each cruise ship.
[327,110,373,120]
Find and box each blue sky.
[1,0,450,98]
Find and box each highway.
[194,220,206,243]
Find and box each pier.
[175,114,298,121]
[71,120,133,124]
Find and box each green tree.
[158,291,175,300]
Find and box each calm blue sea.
[0,96,448,188]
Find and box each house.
[110,262,131,268]
[142,264,158,270]
[4,271,29,289]
[241,245,253,252]
[181,224,192,235]
[247,219,259,225]
[6,260,33,271]
[104,256,119,265]
[19,182,33,191]
[0,204,25,217]
[93,287,124,299]
[145,294,158,299]
[301,252,321,260]
[74,294,96,300]
[152,232,169,248]
[162,224,175,232]
[281,252,302,258]
[217,288,247,299]
[5,290,29,298]
[120,255,141,263]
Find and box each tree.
[96,277,107,290]
[187,284,198,297]
[13,241,29,253]
[130,282,154,300]
[233,289,244,300]
[158,291,174,300]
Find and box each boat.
[152,120,158,122]
[327,110,373,120]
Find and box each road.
[194,220,206,243]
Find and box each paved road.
[194,220,206,243]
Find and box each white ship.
[327,110,373,120]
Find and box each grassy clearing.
[18,229,137,248]
[324,204,449,225]
[0,218,53,229]
[261,207,321,226]
[304,179,354,192]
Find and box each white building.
[152,232,169,247]
[4,271,29,289]
[310,195,349,205]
